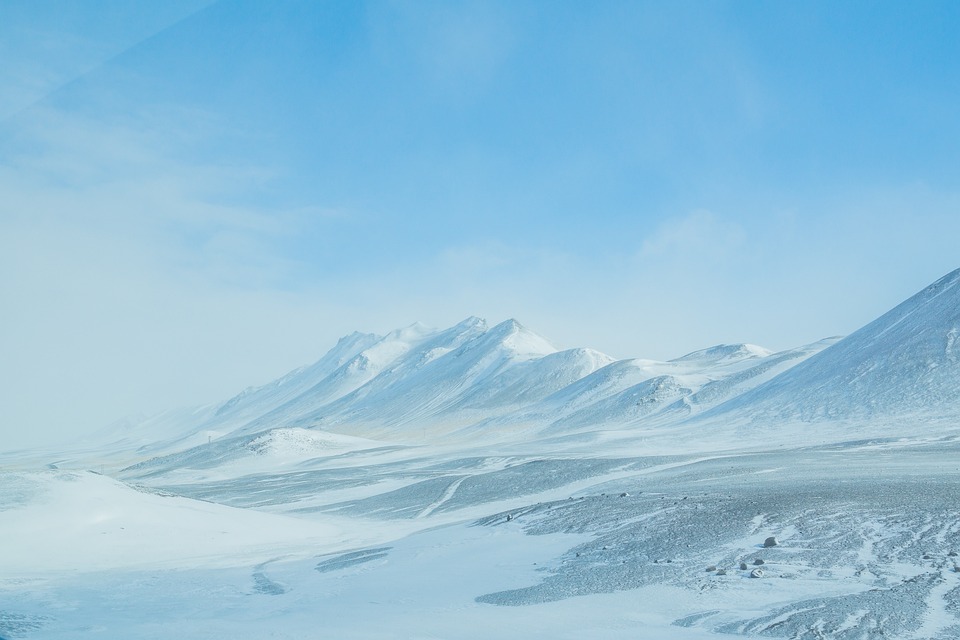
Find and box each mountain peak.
[385,321,435,343]
[483,318,556,358]
[334,330,382,349]
[452,316,488,333]
[490,317,523,334]
[671,343,772,363]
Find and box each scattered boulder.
[753,559,765,566]
[705,565,717,572]
[716,569,727,576]
[620,492,629,498]
[750,568,764,578]
[763,536,779,548]
[949,550,958,557]
[739,562,749,570]
[923,553,932,560]
[506,514,513,522]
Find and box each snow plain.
[2,269,960,639]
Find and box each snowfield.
[2,269,960,639]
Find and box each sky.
[1,0,959,450]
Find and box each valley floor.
[3,432,960,639]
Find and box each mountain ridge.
[76,268,960,471]
[701,267,960,424]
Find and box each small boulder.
[753,559,765,566]
[716,569,727,576]
[763,536,779,548]
[739,562,749,570]
[750,568,764,578]
[620,492,629,498]
[949,551,958,557]
[705,565,717,572]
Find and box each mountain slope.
[706,268,960,423]
[275,318,563,434]
[71,268,960,472]
[213,330,382,423]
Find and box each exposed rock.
[763,536,779,548]
[739,562,749,570]
[753,559,765,566]
[750,568,764,578]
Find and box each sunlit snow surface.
[3,271,960,638]
[4,434,960,639]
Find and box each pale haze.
[1,0,958,450]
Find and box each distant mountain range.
[101,268,960,464]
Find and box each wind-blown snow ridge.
[671,343,773,363]
[71,268,960,467]
[10,270,960,640]
[102,327,826,460]
[705,267,960,424]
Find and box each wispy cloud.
[0,101,348,448]
[368,1,517,100]
[638,210,747,262]
[0,1,215,122]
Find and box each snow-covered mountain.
[10,270,960,640]
[81,268,960,466]
[112,327,822,454]
[705,267,960,425]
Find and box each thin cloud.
[638,210,748,261]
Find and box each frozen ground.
[3,431,960,639]
[2,270,958,637]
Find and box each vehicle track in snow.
[416,475,469,519]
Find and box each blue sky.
[2,0,959,448]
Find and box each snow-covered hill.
[56,268,960,471]
[7,269,960,640]
[100,330,825,462]
[705,267,960,425]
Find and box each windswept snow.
[706,267,960,425]
[0,470,368,575]
[4,269,960,639]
